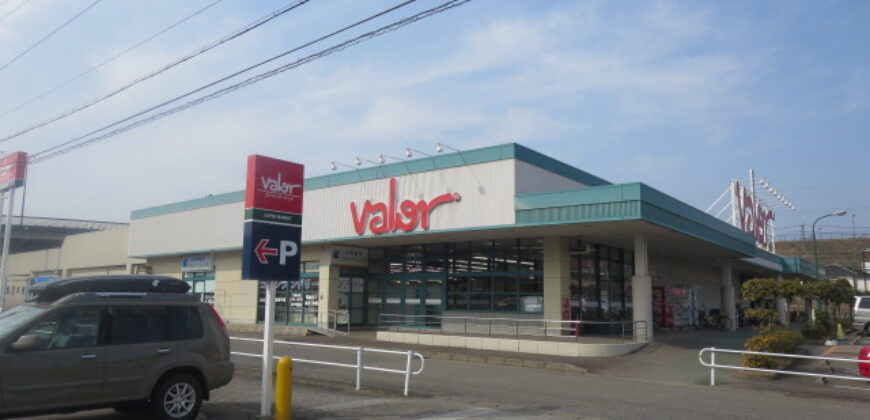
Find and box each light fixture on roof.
[435,141,460,153]
[405,147,432,158]
[330,161,355,171]
[379,154,403,164]
[355,156,379,167]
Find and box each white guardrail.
[230,337,425,396]
[699,347,870,386]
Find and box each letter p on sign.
[279,241,298,266]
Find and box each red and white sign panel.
[0,152,27,192]
[245,155,303,214]
[242,155,304,282]
[734,181,774,246]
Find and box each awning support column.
[632,233,652,341]
[775,273,788,326]
[721,262,737,332]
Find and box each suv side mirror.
[11,334,40,351]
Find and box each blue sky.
[0,0,866,240]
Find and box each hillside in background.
[776,238,870,270]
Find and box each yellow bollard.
[837,323,845,340]
[275,357,293,420]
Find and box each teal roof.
[516,184,821,274]
[780,256,824,279]
[516,183,759,256]
[132,143,609,220]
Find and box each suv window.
[109,306,203,345]
[18,309,101,350]
[168,306,203,340]
[859,298,870,309]
[110,308,167,345]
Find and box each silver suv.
[0,275,233,419]
[853,296,870,335]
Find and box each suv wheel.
[151,373,203,420]
[864,322,870,337]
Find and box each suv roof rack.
[30,275,190,302]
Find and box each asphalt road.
[227,337,870,420]
[17,335,870,419]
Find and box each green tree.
[742,278,778,304]
[777,280,804,322]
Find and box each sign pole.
[0,189,13,312]
[260,281,278,417]
[241,154,304,417]
[0,192,5,312]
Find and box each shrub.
[801,312,834,340]
[742,326,802,368]
[744,309,777,326]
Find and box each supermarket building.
[120,143,817,343]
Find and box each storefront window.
[257,261,319,326]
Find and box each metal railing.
[230,336,425,396]
[309,309,350,337]
[379,313,648,343]
[699,347,869,386]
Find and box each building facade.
[124,143,818,339]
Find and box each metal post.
[464,318,467,336]
[260,281,278,417]
[274,357,293,420]
[711,349,718,385]
[403,350,412,397]
[0,190,14,312]
[863,249,868,293]
[355,346,362,391]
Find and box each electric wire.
[0,0,310,144]
[0,0,102,75]
[0,0,31,26]
[0,0,223,121]
[27,0,421,160]
[29,0,471,164]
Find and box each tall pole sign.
[241,155,303,417]
[0,152,27,312]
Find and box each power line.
[0,0,223,121]
[0,0,102,75]
[0,0,310,144]
[28,0,419,160]
[0,0,31,26]
[29,0,471,164]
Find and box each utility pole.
[800,224,806,260]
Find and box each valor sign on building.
[242,155,304,281]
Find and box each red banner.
[244,155,304,214]
[0,152,26,192]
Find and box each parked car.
[853,295,870,335]
[0,275,233,419]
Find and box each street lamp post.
[810,210,847,322]
[812,210,847,280]
[863,248,870,293]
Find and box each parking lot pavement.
[19,373,528,420]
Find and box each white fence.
[231,336,425,396]
[698,347,869,386]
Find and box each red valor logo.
[350,178,460,235]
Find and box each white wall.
[128,158,596,256]
[649,255,722,310]
[130,159,521,255]
[129,201,244,257]
[303,159,517,241]
[515,160,586,195]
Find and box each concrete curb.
[417,350,589,374]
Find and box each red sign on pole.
[245,155,304,214]
[242,155,304,282]
[0,152,27,192]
